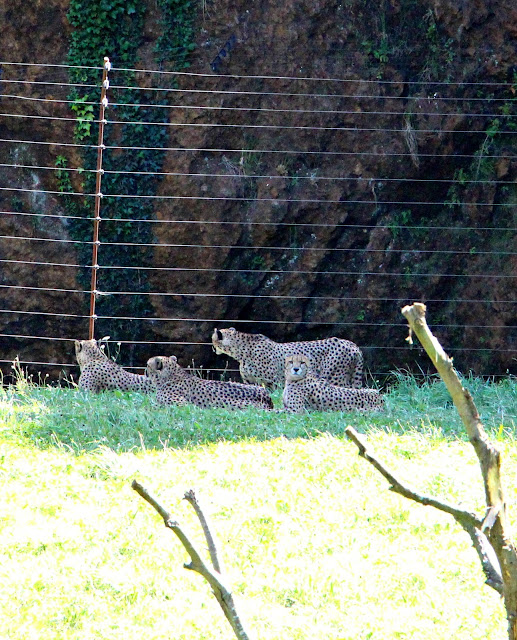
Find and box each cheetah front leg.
[282,386,305,413]
[239,362,273,387]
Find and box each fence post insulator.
[89,55,110,340]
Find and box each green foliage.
[67,0,144,71]
[362,36,390,65]
[155,0,198,69]
[70,95,96,140]
[421,8,455,82]
[388,208,413,239]
[58,0,198,357]
[55,155,84,220]
[445,79,517,213]
[359,1,458,82]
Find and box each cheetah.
[212,327,363,389]
[282,354,384,413]
[146,355,274,410]
[75,339,155,393]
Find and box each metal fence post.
[88,56,111,340]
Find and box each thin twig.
[184,489,225,574]
[345,426,482,529]
[345,426,504,594]
[131,480,252,640]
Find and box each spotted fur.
[212,327,364,389]
[282,354,384,413]
[74,339,155,393]
[146,355,273,410]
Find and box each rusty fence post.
[88,56,111,340]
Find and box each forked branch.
[184,489,225,574]
[345,426,483,530]
[346,301,517,632]
[401,303,504,521]
[345,425,502,594]
[131,480,251,640]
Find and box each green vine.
[446,76,517,214]
[58,0,198,359]
[155,0,197,69]
[359,1,457,82]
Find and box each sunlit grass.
[0,373,515,639]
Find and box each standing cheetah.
[75,339,155,393]
[146,355,273,410]
[212,327,364,389]
[282,354,384,413]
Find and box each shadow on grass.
[3,386,389,453]
[3,373,515,453]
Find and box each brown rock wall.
[0,0,515,379]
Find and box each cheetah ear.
[75,340,82,352]
[170,355,177,363]
[228,327,236,332]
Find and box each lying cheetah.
[282,354,384,413]
[75,339,155,393]
[212,327,363,389]
[146,355,273,410]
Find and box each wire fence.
[0,59,516,382]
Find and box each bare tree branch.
[184,489,225,574]
[401,303,505,524]
[131,480,252,640]
[345,426,503,595]
[346,301,517,635]
[400,303,517,637]
[471,528,504,593]
[345,426,482,529]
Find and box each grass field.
[1,372,516,639]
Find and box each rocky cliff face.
[0,0,515,380]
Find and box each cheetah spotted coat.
[146,355,273,410]
[75,339,155,393]
[212,327,364,389]
[282,354,384,413]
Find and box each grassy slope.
[1,375,516,639]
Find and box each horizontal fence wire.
[1,137,513,159]
[1,187,515,208]
[3,109,516,135]
[2,58,515,85]
[0,60,515,379]
[4,92,517,119]
[2,234,516,257]
[1,161,515,185]
[2,210,517,232]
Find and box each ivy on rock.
[60,0,197,362]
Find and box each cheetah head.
[285,354,310,383]
[74,338,108,368]
[212,327,267,356]
[146,355,180,380]
[212,327,238,355]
